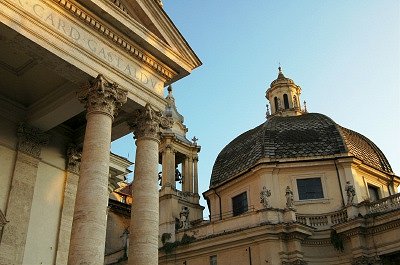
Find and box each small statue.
[175,167,182,183]
[285,186,294,209]
[293,95,298,108]
[260,186,272,208]
[120,227,129,258]
[179,206,190,229]
[345,181,356,205]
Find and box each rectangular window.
[210,255,217,265]
[232,192,248,216]
[368,185,380,202]
[297,178,324,200]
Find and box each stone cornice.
[52,0,176,80]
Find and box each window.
[210,255,217,265]
[283,94,289,109]
[297,178,324,200]
[232,192,248,216]
[274,97,279,112]
[368,185,380,202]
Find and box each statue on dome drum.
[285,186,295,209]
[345,181,356,205]
[260,186,272,208]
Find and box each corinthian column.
[68,75,127,265]
[128,104,172,265]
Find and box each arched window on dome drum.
[274,97,279,112]
[283,94,289,109]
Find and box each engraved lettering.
[140,73,148,84]
[150,78,156,89]
[116,56,122,68]
[16,0,162,91]
[33,4,44,19]
[133,68,140,80]
[87,39,97,52]
[124,64,132,76]
[44,13,55,27]
[69,26,80,41]
[98,48,107,60]
[106,52,113,63]
[57,19,68,35]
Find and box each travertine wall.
[0,113,72,265]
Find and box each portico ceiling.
[0,24,144,140]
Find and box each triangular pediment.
[109,0,201,76]
[109,0,167,43]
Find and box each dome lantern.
[266,67,304,117]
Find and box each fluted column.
[128,104,172,265]
[68,75,127,265]
[0,124,49,265]
[193,156,199,194]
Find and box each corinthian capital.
[77,74,128,119]
[128,103,173,141]
[17,123,50,158]
[67,144,82,174]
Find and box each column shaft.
[129,139,159,264]
[188,157,193,193]
[127,103,172,265]
[193,158,198,194]
[68,114,112,264]
[68,74,127,265]
[161,147,175,188]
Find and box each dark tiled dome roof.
[210,113,393,187]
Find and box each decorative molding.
[128,103,173,141]
[67,144,82,174]
[51,0,176,80]
[351,256,382,265]
[77,74,127,119]
[0,58,37,76]
[282,259,307,265]
[17,123,50,158]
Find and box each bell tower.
[266,67,305,117]
[158,86,204,242]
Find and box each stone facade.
[0,0,200,264]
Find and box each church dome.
[210,113,393,188]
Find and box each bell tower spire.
[265,67,304,117]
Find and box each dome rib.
[210,113,393,188]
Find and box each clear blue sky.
[112,1,400,208]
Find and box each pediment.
[109,0,167,43]
[108,0,201,78]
